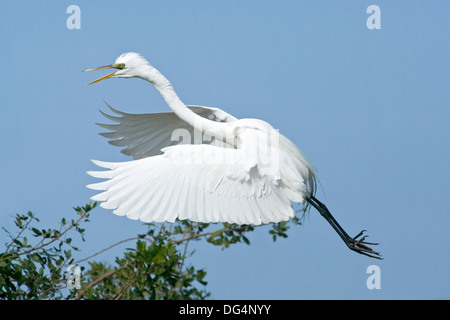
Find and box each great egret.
[84,52,381,259]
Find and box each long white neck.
[139,65,229,139]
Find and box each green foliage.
[269,216,302,241]
[78,226,209,300]
[0,203,95,299]
[206,223,254,248]
[0,202,305,300]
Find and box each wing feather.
[96,103,237,159]
[87,144,295,225]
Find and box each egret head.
[84,52,152,85]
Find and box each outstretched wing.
[97,103,238,159]
[87,144,295,225]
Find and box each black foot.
[347,230,382,259]
[306,196,382,259]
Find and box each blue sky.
[1,1,449,299]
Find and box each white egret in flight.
[84,53,381,259]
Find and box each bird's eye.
[117,63,125,70]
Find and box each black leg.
[306,195,382,259]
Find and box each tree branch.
[19,211,89,257]
[172,224,256,245]
[74,263,129,300]
[4,213,36,253]
[72,236,153,265]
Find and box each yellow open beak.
[83,63,124,85]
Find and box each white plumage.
[84,52,382,259]
[86,52,315,225]
[97,104,237,159]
